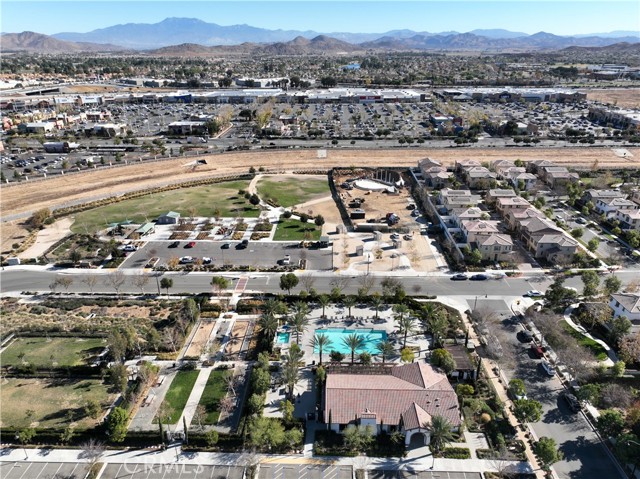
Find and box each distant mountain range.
[1,18,639,54]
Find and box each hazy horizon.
[2,1,639,37]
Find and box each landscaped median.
[560,320,609,361]
[196,369,230,425]
[155,369,199,424]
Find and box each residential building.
[580,189,626,207]
[615,208,640,230]
[476,234,514,262]
[609,293,640,322]
[156,211,181,225]
[594,197,639,218]
[463,167,497,189]
[323,362,461,446]
[485,189,517,206]
[495,196,532,215]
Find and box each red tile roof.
[325,362,461,428]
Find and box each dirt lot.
[184,321,216,358]
[226,320,250,357]
[586,88,640,109]
[2,147,640,251]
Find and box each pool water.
[314,328,387,355]
[276,332,291,344]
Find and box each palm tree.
[343,295,357,318]
[258,313,279,347]
[289,310,309,344]
[371,294,384,321]
[342,333,366,364]
[311,333,333,365]
[396,315,416,349]
[282,343,305,399]
[425,415,455,454]
[318,294,330,318]
[393,303,410,322]
[262,298,285,317]
[375,339,395,364]
[291,300,310,317]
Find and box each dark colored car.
[221,243,230,249]
[561,392,581,412]
[185,241,196,248]
[530,344,544,358]
[518,330,534,343]
[451,273,468,281]
[168,241,180,248]
[470,274,488,281]
[236,239,249,249]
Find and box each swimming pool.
[277,332,291,344]
[314,328,387,355]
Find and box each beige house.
[615,208,640,230]
[476,234,514,262]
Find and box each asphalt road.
[478,299,623,479]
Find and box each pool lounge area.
[314,328,387,355]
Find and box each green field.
[71,180,258,233]
[1,337,106,368]
[156,370,199,424]
[0,378,113,429]
[273,218,322,241]
[561,321,609,361]
[195,369,229,425]
[256,177,329,208]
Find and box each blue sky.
[2,1,639,36]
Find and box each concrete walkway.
[175,367,212,433]
[563,304,618,365]
[0,446,534,475]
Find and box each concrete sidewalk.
[563,304,618,366]
[0,446,533,475]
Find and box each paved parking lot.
[101,463,244,479]
[123,241,334,271]
[258,463,352,479]
[0,461,85,479]
[369,471,481,479]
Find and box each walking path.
[563,303,618,365]
[0,446,533,475]
[175,367,211,433]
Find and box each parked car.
[179,256,194,264]
[185,241,196,248]
[168,241,180,248]
[451,273,468,281]
[236,239,249,250]
[561,392,581,412]
[470,274,488,281]
[221,243,230,249]
[518,330,534,343]
[202,257,212,264]
[530,344,544,358]
[540,360,556,377]
[524,290,543,297]
[122,244,137,252]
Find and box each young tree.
[375,339,395,364]
[534,437,563,470]
[107,364,129,393]
[106,406,129,442]
[581,270,600,298]
[513,399,543,423]
[343,425,375,453]
[279,273,299,295]
[343,295,357,318]
[603,275,622,295]
[282,343,304,399]
[400,347,415,363]
[318,294,330,318]
[132,272,150,295]
[85,399,102,419]
[105,270,127,296]
[160,277,173,296]
[82,275,99,293]
[431,348,456,373]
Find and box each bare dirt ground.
[226,320,250,356]
[586,88,640,109]
[1,222,31,255]
[2,147,640,251]
[184,321,216,358]
[18,217,73,259]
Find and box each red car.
[530,344,544,359]
[185,241,196,248]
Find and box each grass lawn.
[256,177,329,208]
[0,378,114,429]
[71,180,257,233]
[273,218,322,241]
[195,369,229,425]
[561,321,609,361]
[1,337,106,368]
[155,370,199,424]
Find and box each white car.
[540,360,556,377]
[121,244,137,252]
[179,256,194,264]
[524,290,543,297]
